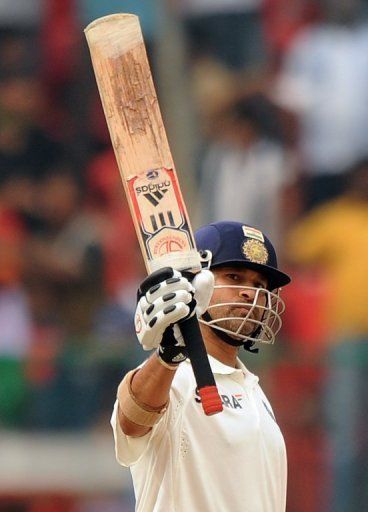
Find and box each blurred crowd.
[1,1,368,511]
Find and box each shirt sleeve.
[110,362,192,467]
[111,398,174,467]
[273,28,320,113]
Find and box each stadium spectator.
[0,174,31,427]
[286,158,368,511]
[0,31,64,182]
[262,0,321,68]
[274,0,368,210]
[172,0,266,71]
[24,167,104,334]
[197,93,298,247]
[22,166,107,429]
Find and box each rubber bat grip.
[179,315,223,415]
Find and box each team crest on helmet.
[242,239,269,264]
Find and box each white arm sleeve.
[110,394,176,467]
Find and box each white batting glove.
[134,267,214,352]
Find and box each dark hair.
[40,162,86,196]
[228,93,282,141]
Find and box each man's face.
[209,266,269,338]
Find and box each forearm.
[117,266,213,437]
[118,352,177,437]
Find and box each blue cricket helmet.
[195,221,291,290]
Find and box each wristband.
[117,369,168,427]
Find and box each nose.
[239,286,256,302]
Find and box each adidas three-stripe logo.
[144,189,168,206]
[150,211,175,231]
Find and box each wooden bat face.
[84,14,201,274]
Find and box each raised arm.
[118,352,178,437]
[116,267,213,437]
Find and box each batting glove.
[134,267,214,364]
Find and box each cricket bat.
[84,14,222,415]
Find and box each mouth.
[231,303,252,313]
[231,305,252,315]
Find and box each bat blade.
[85,14,222,415]
[84,14,200,274]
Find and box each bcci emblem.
[242,239,269,264]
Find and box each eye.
[255,281,267,289]
[226,273,240,282]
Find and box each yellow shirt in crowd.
[287,197,368,337]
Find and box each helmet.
[195,221,290,290]
[194,221,291,348]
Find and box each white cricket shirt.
[111,356,287,512]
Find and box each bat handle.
[141,267,223,416]
[179,315,223,415]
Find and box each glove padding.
[134,267,214,360]
[157,325,188,365]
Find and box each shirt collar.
[207,355,239,375]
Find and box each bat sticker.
[128,168,195,262]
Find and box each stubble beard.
[210,304,257,338]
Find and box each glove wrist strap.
[156,351,180,371]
